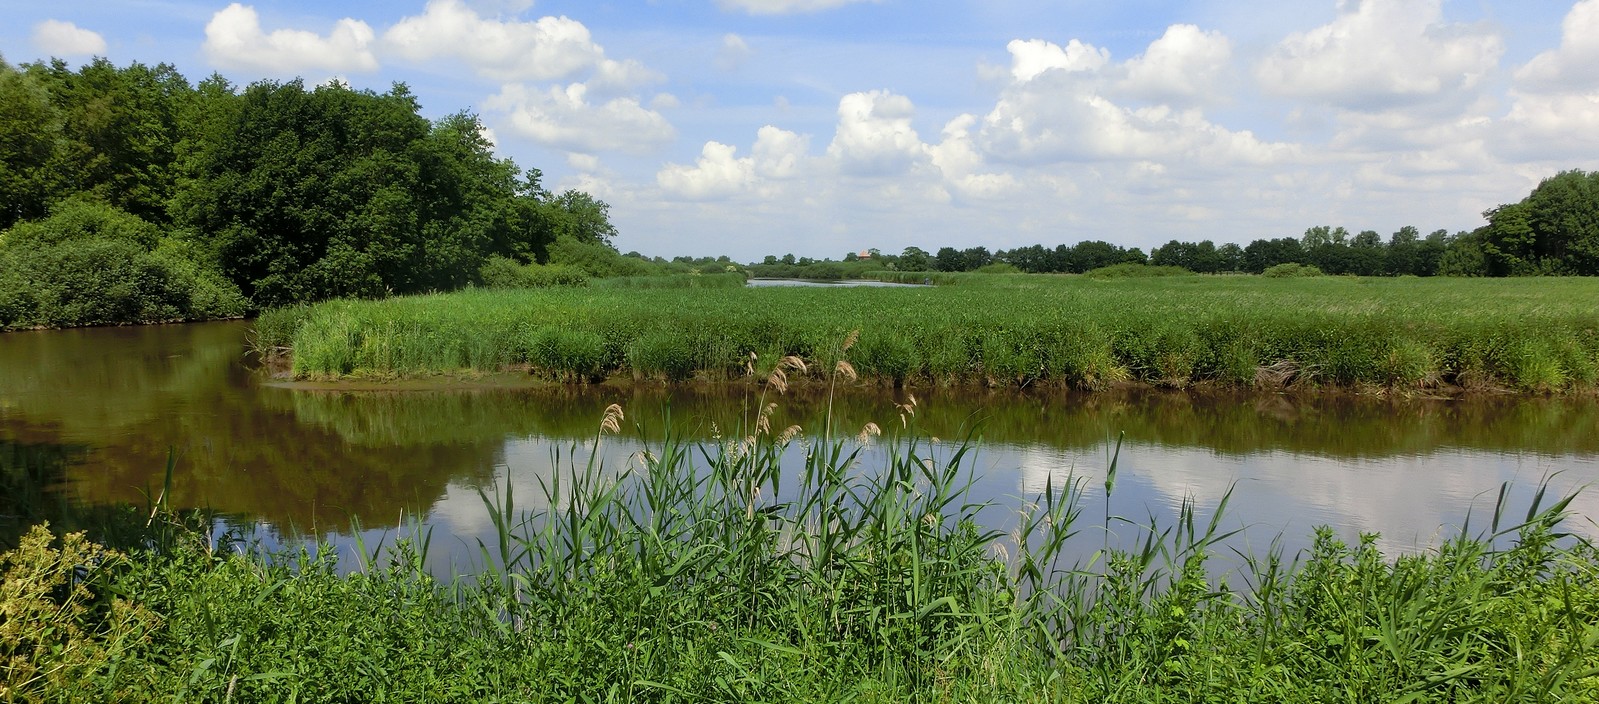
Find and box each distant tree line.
[750,170,1599,279]
[0,55,620,328]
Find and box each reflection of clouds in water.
[424,432,1599,571]
[425,435,651,564]
[1007,441,1599,553]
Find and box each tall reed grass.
[259,276,1599,393]
[5,402,1597,702]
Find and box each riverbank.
[257,275,1599,393]
[6,424,1597,702]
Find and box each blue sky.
[4,0,1597,260]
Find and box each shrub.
[150,239,249,319]
[479,256,590,289]
[0,197,160,251]
[974,262,1021,274]
[10,239,187,327]
[0,204,247,328]
[1262,263,1325,278]
[1084,262,1192,278]
[546,235,656,278]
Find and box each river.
[3,320,1596,570]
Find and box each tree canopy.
[1,56,622,327]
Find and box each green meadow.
[261,274,1599,392]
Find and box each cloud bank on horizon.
[5,0,1598,261]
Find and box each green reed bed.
[258,276,1599,392]
[5,406,1598,703]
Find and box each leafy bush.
[1262,262,1325,278]
[4,239,187,327]
[149,239,249,319]
[0,204,247,329]
[974,261,1021,274]
[0,197,160,251]
[1084,262,1193,278]
[546,235,656,278]
[478,256,590,289]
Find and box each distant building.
[858,249,872,259]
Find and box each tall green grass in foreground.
[4,403,1599,702]
[261,275,1599,392]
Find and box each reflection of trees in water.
[274,384,1599,460]
[0,322,248,435]
[0,322,503,532]
[0,425,89,550]
[0,424,196,553]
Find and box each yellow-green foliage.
[264,276,1599,391]
[0,524,154,703]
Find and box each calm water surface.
[3,321,1596,568]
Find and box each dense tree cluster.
[752,171,1598,279]
[1477,170,1599,276]
[0,56,619,328]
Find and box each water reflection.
[1,322,1596,564]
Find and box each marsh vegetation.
[262,275,1599,393]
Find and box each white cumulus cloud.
[32,20,107,57]
[751,126,808,179]
[485,82,675,155]
[383,0,610,82]
[1120,24,1232,105]
[928,115,1019,201]
[980,36,1292,166]
[203,3,378,75]
[1255,0,1502,110]
[657,142,755,200]
[1514,0,1599,93]
[1006,38,1109,82]
[1497,0,1599,159]
[657,126,809,200]
[1499,92,1599,161]
[827,91,929,176]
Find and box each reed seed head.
[836,360,858,382]
[599,403,624,435]
[767,368,789,394]
[856,421,881,444]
